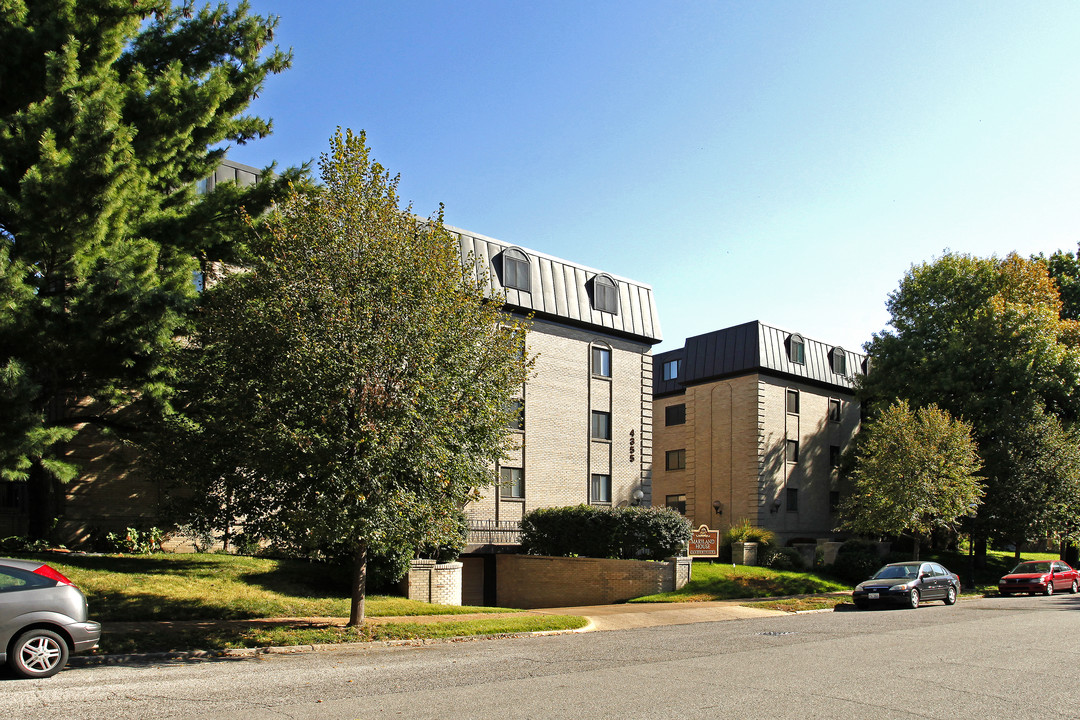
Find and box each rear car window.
[0,567,56,592]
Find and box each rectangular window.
[665,403,686,426]
[832,353,847,374]
[592,346,612,377]
[786,439,799,463]
[507,399,524,431]
[504,255,530,291]
[786,389,799,414]
[591,411,611,440]
[665,449,686,471]
[500,467,524,499]
[786,487,799,512]
[830,445,840,468]
[829,491,840,513]
[666,494,687,514]
[829,398,842,422]
[662,359,680,381]
[591,474,611,503]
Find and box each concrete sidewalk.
[527,600,788,631]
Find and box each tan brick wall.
[401,559,463,606]
[758,376,858,543]
[495,554,685,608]
[652,374,759,533]
[467,317,653,523]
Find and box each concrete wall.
[495,554,690,608]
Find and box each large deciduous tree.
[0,0,300,536]
[839,401,983,560]
[166,129,532,624]
[860,252,1080,554]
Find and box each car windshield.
[1012,562,1052,574]
[873,565,917,580]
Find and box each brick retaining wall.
[495,555,691,609]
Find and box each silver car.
[1,557,101,678]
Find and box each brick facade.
[653,322,863,546]
[494,554,690,608]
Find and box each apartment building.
[652,321,863,545]
[450,228,662,533]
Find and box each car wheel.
[945,585,957,605]
[909,588,920,609]
[1045,581,1054,596]
[1071,580,1078,594]
[9,628,70,679]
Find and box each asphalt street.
[5,593,1080,719]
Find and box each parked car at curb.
[0,558,101,678]
[998,560,1080,596]
[852,561,961,610]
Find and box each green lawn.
[13,552,514,621]
[629,562,849,602]
[629,549,1063,604]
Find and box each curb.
[68,620,596,667]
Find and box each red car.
[998,560,1080,596]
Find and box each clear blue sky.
[229,1,1080,354]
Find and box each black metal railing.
[466,519,522,545]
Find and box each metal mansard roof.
[450,226,663,345]
[654,320,865,396]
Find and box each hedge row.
[520,504,691,560]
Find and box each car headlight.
[893,583,910,591]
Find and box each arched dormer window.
[830,347,847,374]
[591,275,619,314]
[500,248,531,292]
[787,334,805,365]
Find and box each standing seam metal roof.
[451,226,662,345]
[654,321,865,395]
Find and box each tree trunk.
[27,459,59,540]
[1013,539,1022,563]
[347,541,368,626]
[911,536,920,561]
[974,536,987,568]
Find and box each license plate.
[868,593,880,600]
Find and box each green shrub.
[521,505,691,560]
[0,535,53,552]
[103,527,166,554]
[830,538,882,584]
[764,547,805,571]
[722,519,775,547]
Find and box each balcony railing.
[466,519,522,546]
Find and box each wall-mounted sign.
[688,525,720,558]
[629,429,636,462]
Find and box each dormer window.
[830,347,847,374]
[591,275,619,314]
[501,248,531,292]
[787,334,805,365]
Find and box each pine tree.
[0,0,301,536]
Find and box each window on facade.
[500,467,524,499]
[830,445,841,469]
[592,346,612,377]
[786,389,799,414]
[592,275,619,314]
[829,398,842,422]
[829,491,840,513]
[666,494,687,514]
[665,449,686,471]
[786,439,799,463]
[786,488,799,512]
[662,359,680,381]
[507,399,524,431]
[591,411,611,440]
[591,474,612,503]
[830,348,847,374]
[788,334,805,364]
[501,249,531,292]
[665,403,686,426]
